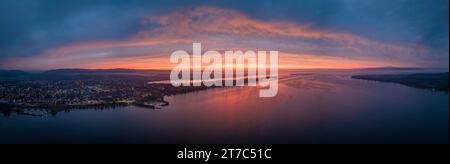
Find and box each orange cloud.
[1,6,429,70]
[142,7,425,54]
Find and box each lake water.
[0,70,448,144]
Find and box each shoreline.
[352,72,449,92]
[0,88,203,117]
[0,100,168,117]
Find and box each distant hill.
[1,68,170,82]
[359,67,423,71]
[44,68,169,76]
[0,70,32,78]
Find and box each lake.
[0,70,448,144]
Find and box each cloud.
[0,6,442,70]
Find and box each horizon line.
[1,66,448,72]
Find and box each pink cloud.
[1,6,430,70]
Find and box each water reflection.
[0,70,448,144]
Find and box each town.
[0,69,210,117]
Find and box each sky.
[0,0,448,70]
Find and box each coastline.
[352,72,449,92]
[0,86,208,117]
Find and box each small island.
[352,72,449,92]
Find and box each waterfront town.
[0,70,209,116]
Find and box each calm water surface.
[0,70,448,143]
